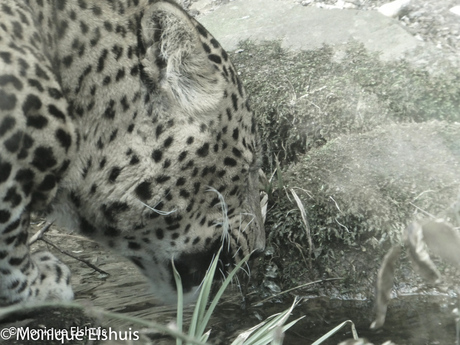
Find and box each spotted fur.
[0,0,264,306]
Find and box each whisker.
[239,264,250,277]
[140,201,176,216]
[232,246,242,259]
[218,267,226,281]
[206,187,231,251]
[244,261,251,278]
[239,213,255,233]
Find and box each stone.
[378,0,411,18]
[450,5,460,16]
[199,0,421,61]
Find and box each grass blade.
[189,247,223,339]
[312,320,358,345]
[172,259,184,345]
[198,252,252,336]
[231,298,302,345]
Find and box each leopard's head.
[104,1,265,302]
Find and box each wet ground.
[1,219,455,345]
[256,295,459,345]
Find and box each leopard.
[0,0,264,306]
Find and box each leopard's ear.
[140,1,224,118]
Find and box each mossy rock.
[287,121,460,246]
[231,41,460,166]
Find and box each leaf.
[421,220,460,267]
[171,259,184,345]
[370,245,401,330]
[290,188,313,269]
[231,298,303,345]
[197,251,252,337]
[405,221,441,284]
[312,320,359,345]
[189,247,223,339]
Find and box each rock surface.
[198,0,421,61]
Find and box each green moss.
[231,40,460,167]
[235,40,460,291]
[287,121,460,246]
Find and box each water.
[75,276,459,345]
[272,295,458,345]
[31,222,460,344]
[70,256,459,344]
